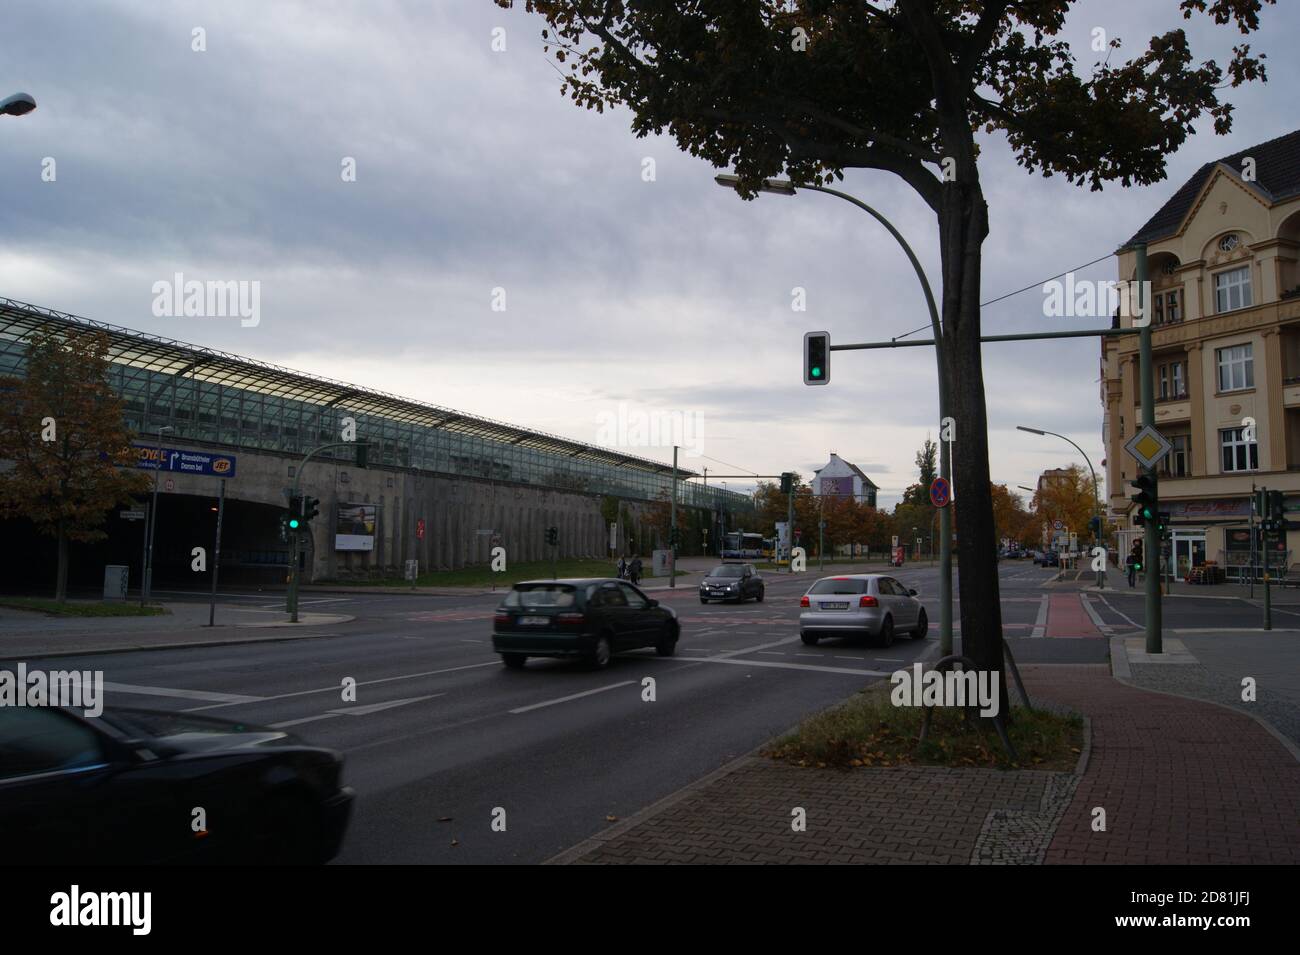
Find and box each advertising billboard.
[336,503,377,551]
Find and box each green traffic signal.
[811,366,822,378]
[288,517,300,529]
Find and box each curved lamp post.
[1018,425,1106,588]
[715,173,953,655]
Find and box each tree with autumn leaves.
[0,330,149,601]
[504,0,1272,715]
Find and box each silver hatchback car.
[799,574,927,648]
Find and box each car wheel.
[911,609,927,640]
[756,588,764,603]
[699,597,708,604]
[800,631,819,646]
[502,653,527,669]
[655,624,678,657]
[877,616,895,648]
[591,634,612,669]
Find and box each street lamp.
[1017,425,1105,588]
[716,172,954,655]
[141,425,174,605]
[0,92,36,117]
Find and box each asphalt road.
[19,560,1282,863]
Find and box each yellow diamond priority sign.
[1124,424,1173,470]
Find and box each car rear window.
[808,578,869,595]
[504,585,578,609]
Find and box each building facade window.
[1214,266,1253,313]
[1158,360,1185,399]
[1161,434,1190,477]
[1216,343,1254,392]
[1220,427,1259,472]
[1153,289,1181,326]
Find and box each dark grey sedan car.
[493,578,679,669]
[698,563,765,604]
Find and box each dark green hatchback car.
[492,578,680,670]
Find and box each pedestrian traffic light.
[1129,473,1156,526]
[1156,512,1170,536]
[303,496,321,522]
[287,495,303,530]
[803,331,830,386]
[780,472,793,495]
[1267,489,1285,523]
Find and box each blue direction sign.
[134,445,237,478]
[929,476,951,508]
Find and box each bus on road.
[722,532,764,559]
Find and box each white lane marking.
[691,657,891,677]
[757,651,785,655]
[1030,595,1049,639]
[1171,627,1300,634]
[105,682,263,704]
[509,681,636,714]
[331,694,444,716]
[876,657,904,662]
[182,661,499,712]
[1094,593,1141,630]
[1080,594,1113,634]
[270,713,341,729]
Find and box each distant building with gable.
[812,453,878,507]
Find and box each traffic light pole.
[1136,245,1163,654]
[1261,487,1272,631]
[286,441,364,623]
[670,446,677,589]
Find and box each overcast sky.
[3,0,1296,509]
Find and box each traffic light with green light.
[287,495,303,530]
[1129,473,1156,527]
[803,331,829,386]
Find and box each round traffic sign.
[1053,520,1063,531]
[929,477,951,508]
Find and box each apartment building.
[1102,129,1300,578]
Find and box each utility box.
[103,565,129,601]
[652,549,670,578]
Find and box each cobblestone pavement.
[564,759,1061,865]
[553,664,1300,865]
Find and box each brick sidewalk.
[552,664,1300,864]
[1043,666,1300,864]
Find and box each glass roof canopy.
[0,297,708,482]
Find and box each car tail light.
[800,596,810,607]
[859,595,879,608]
[493,612,510,624]
[556,612,586,624]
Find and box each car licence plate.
[821,602,849,610]
[517,616,549,626]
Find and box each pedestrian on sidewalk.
[1126,541,1142,587]
[617,555,627,580]
[629,556,643,586]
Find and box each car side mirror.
[648,599,658,607]
[908,589,918,596]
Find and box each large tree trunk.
[937,179,1010,719]
[55,525,69,603]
